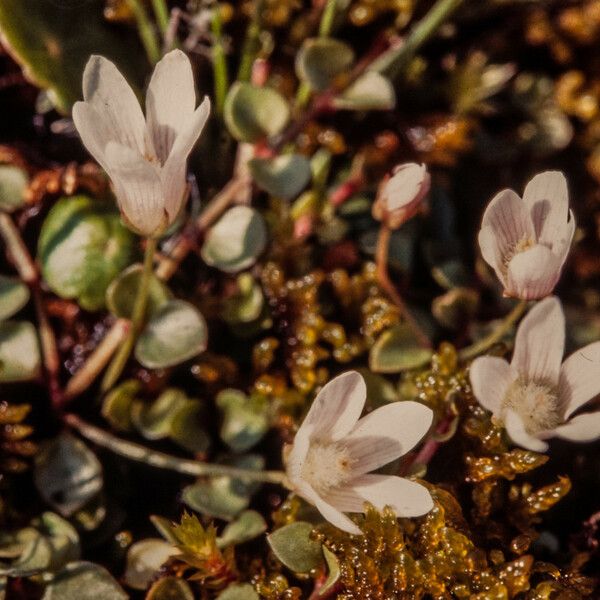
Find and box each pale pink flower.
[73,50,210,236]
[470,296,600,452]
[478,171,575,300]
[372,163,430,229]
[285,371,434,534]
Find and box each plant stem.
[237,0,264,82]
[319,0,338,36]
[375,224,432,348]
[151,0,170,35]
[458,299,528,361]
[65,413,289,485]
[101,237,157,393]
[0,212,37,284]
[126,0,161,64]
[211,6,229,116]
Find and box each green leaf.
[356,368,399,408]
[201,206,267,274]
[101,379,142,432]
[131,389,190,441]
[296,38,354,91]
[0,320,41,382]
[217,510,267,548]
[106,264,172,319]
[0,0,146,113]
[216,389,269,453]
[123,539,176,590]
[216,583,259,600]
[146,577,194,600]
[135,300,208,369]
[182,455,264,521]
[369,324,433,373]
[267,521,324,573]
[33,433,103,517]
[0,165,28,212]
[169,400,211,455]
[222,274,265,325]
[333,71,396,110]
[249,154,312,200]
[0,275,29,321]
[432,288,479,330]
[38,512,81,573]
[38,195,136,311]
[320,546,341,596]
[42,561,128,599]
[224,82,290,142]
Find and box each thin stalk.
[0,212,37,284]
[458,299,528,361]
[318,0,338,36]
[126,0,161,64]
[237,0,264,82]
[375,224,432,348]
[151,0,170,35]
[65,413,289,485]
[211,6,229,116]
[101,237,157,392]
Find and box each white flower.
[73,50,210,236]
[470,296,600,452]
[478,171,575,300]
[372,163,430,229]
[285,371,434,534]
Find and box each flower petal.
[82,55,146,154]
[511,296,564,385]
[560,341,600,418]
[146,49,196,163]
[523,171,569,247]
[294,371,366,444]
[504,409,548,452]
[105,142,166,236]
[478,225,506,286]
[469,356,516,416]
[506,244,562,300]
[327,474,433,518]
[72,102,114,172]
[344,401,433,475]
[479,188,534,264]
[385,163,429,211]
[551,412,600,442]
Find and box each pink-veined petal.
[551,412,600,442]
[72,102,114,173]
[560,342,600,418]
[478,225,507,286]
[344,401,433,475]
[82,55,146,155]
[327,474,433,518]
[511,296,564,385]
[294,371,366,444]
[469,356,516,416]
[504,409,549,452]
[146,49,196,163]
[523,171,569,247]
[505,244,562,300]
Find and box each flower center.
[301,442,355,495]
[502,236,536,276]
[501,379,562,434]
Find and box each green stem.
[101,237,157,393]
[374,0,465,80]
[211,6,229,116]
[151,0,170,35]
[126,0,161,64]
[65,413,289,485]
[319,0,338,36]
[458,299,528,362]
[237,0,264,82]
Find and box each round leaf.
[42,561,127,600]
[249,155,312,200]
[106,264,172,319]
[369,324,433,373]
[222,274,265,325]
[0,165,28,212]
[169,400,211,454]
[296,38,354,91]
[34,433,103,517]
[333,71,396,110]
[123,539,177,590]
[217,510,267,548]
[216,584,259,600]
[224,82,290,142]
[201,206,267,274]
[101,379,142,432]
[0,320,41,382]
[267,521,324,573]
[146,577,194,600]
[0,275,29,320]
[131,389,190,440]
[38,195,136,311]
[135,300,208,369]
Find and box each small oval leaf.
[0,320,41,382]
[296,38,354,91]
[216,583,259,600]
[249,155,312,200]
[0,165,28,212]
[123,539,177,590]
[369,324,433,373]
[0,275,30,320]
[135,300,208,369]
[267,521,324,573]
[217,510,267,548]
[334,71,396,111]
